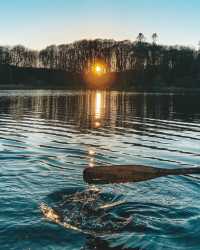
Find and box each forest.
[0,33,200,89]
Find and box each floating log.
[83,165,200,184]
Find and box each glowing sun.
[95,65,102,73]
[93,64,105,75]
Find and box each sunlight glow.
[88,148,95,167]
[89,149,95,155]
[95,65,102,73]
[94,121,101,128]
[92,63,105,75]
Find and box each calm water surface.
[0,90,200,250]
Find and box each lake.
[0,90,200,250]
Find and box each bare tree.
[152,33,158,44]
[136,33,145,43]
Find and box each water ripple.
[0,90,200,250]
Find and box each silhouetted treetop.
[0,37,199,87]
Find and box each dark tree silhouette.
[0,36,199,88]
[136,33,146,43]
[152,33,158,44]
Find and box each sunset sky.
[0,0,199,49]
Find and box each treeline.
[0,33,200,88]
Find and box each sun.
[95,65,102,73]
[92,63,105,75]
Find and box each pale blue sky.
[0,0,199,49]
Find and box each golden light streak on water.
[95,92,101,119]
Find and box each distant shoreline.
[0,84,200,94]
[0,65,200,92]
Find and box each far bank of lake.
[0,65,200,91]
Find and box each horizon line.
[0,37,198,51]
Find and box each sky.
[0,0,200,50]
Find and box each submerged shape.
[40,203,83,232]
[40,188,132,235]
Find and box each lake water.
[0,90,200,250]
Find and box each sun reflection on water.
[87,92,104,167]
[88,148,95,167]
[95,92,101,119]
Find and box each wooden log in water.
[83,165,200,184]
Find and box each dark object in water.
[83,165,200,184]
[40,188,131,235]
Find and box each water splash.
[40,203,84,233]
[40,187,132,235]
